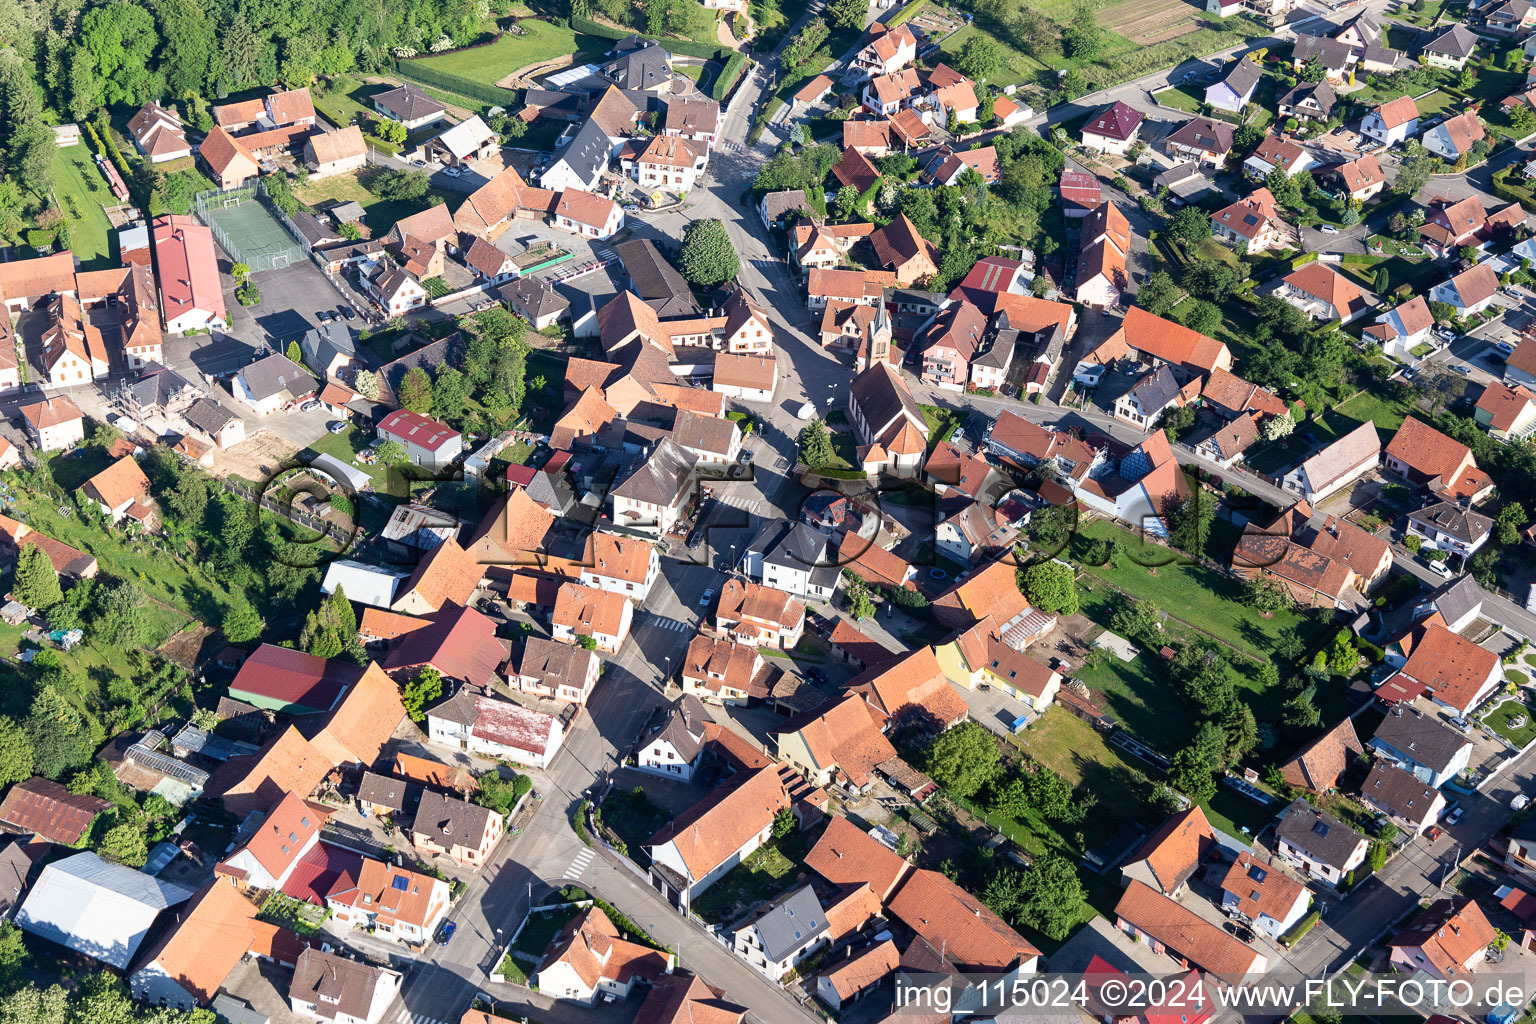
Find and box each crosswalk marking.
[649,617,690,632]
[396,1012,447,1024]
[563,848,596,879]
[714,493,761,514]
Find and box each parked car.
[437,921,456,944]
[623,204,641,214]
[1424,556,1454,579]
[1319,225,1339,235]
[318,310,332,322]
[1444,805,1464,826]
[1451,364,1470,376]
[1495,339,1516,354]
[1435,326,1459,341]
[327,421,348,434]
[300,400,322,412]
[338,305,356,321]
[698,588,715,607]
[740,450,754,464]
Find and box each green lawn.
[5,459,242,631]
[293,171,435,238]
[411,22,588,86]
[523,350,570,436]
[1336,254,1441,298]
[513,903,579,957]
[1332,385,1413,432]
[1483,696,1536,748]
[690,841,798,923]
[304,425,400,495]
[919,404,964,452]
[677,65,703,82]
[938,24,1046,89]
[51,144,119,268]
[597,787,669,864]
[1155,85,1204,115]
[1070,519,1328,663]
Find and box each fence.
[194,182,304,272]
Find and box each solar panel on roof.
[392,874,409,890]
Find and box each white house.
[1080,101,1143,155]
[210,792,323,890]
[553,190,624,240]
[233,353,318,417]
[1368,707,1474,789]
[514,636,601,704]
[362,263,429,317]
[1422,110,1486,162]
[426,688,566,770]
[551,582,634,653]
[580,533,660,602]
[1360,95,1420,147]
[743,520,838,601]
[289,949,401,1024]
[1365,296,1436,363]
[1359,760,1447,836]
[731,885,829,982]
[1430,263,1499,317]
[1406,500,1494,560]
[636,695,713,782]
[645,766,788,903]
[533,906,671,1005]
[633,134,707,193]
[1279,420,1381,503]
[1219,852,1312,941]
[1275,801,1369,887]
[325,858,450,945]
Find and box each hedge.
[392,59,517,107]
[714,52,749,102]
[1289,251,1318,270]
[886,0,928,27]
[1493,176,1536,214]
[570,15,727,59]
[1279,909,1320,947]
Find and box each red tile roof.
[803,815,912,901]
[1397,622,1502,713]
[230,644,356,711]
[1116,880,1266,977]
[888,868,1040,971]
[1130,806,1215,893]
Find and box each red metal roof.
[379,409,460,452]
[229,643,356,711]
[281,840,363,906]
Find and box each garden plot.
[1099,0,1203,45]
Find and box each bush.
[573,799,592,846]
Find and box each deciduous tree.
[923,721,1000,799]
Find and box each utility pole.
[1439,844,1461,894]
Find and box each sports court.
[197,188,305,273]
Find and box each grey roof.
[1360,45,1407,68]
[379,334,462,399]
[211,995,270,1024]
[1369,706,1470,773]
[1429,574,1484,626]
[1217,58,1262,100]
[517,636,596,691]
[328,201,366,225]
[240,352,318,402]
[1279,81,1337,117]
[1424,24,1478,58]
[128,364,201,412]
[850,363,922,440]
[735,884,828,963]
[1276,800,1367,871]
[413,788,496,847]
[614,239,699,317]
[1361,759,1439,820]
[549,117,611,186]
[373,83,445,121]
[656,694,714,763]
[604,43,670,90]
[760,190,815,223]
[303,321,356,371]
[612,437,697,506]
[673,408,737,456]
[525,469,576,514]
[1298,420,1380,494]
[426,687,481,727]
[292,212,341,248]
[291,948,392,1021]
[357,771,417,813]
[751,519,829,574]
[16,852,194,968]
[891,288,946,308]
[1129,365,1186,414]
[1335,10,1382,45]
[183,396,237,436]
[499,277,571,321]
[1407,500,1493,545]
[1292,33,1356,69]
[0,842,40,918]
